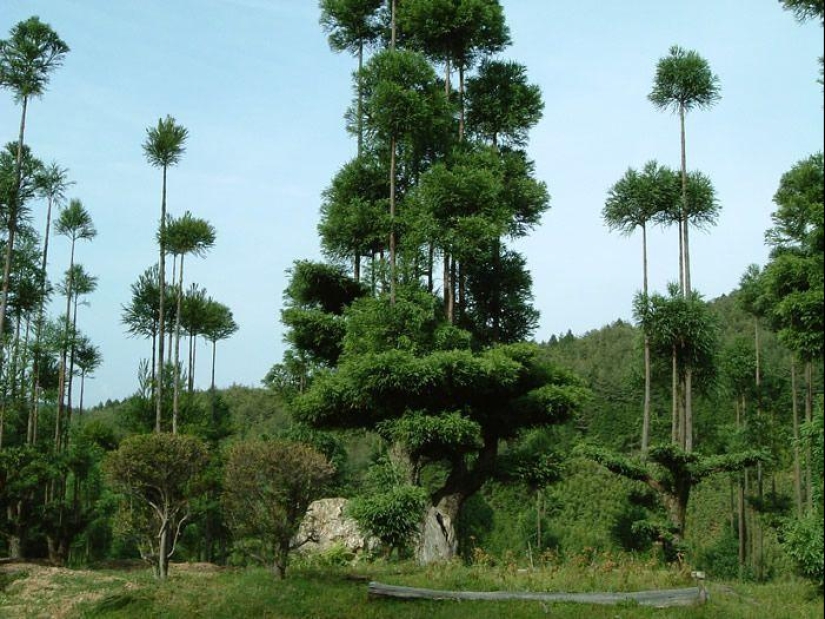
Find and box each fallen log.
[368,582,707,608]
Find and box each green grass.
[0,561,821,619]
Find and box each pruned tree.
[0,17,69,348]
[105,433,208,579]
[143,116,188,433]
[359,48,450,303]
[604,162,681,454]
[162,212,215,433]
[223,439,334,579]
[320,0,385,154]
[53,200,96,450]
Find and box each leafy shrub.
[222,440,334,579]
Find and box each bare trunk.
[390,0,397,49]
[190,333,198,393]
[56,240,77,451]
[444,253,453,322]
[685,368,693,453]
[65,292,81,442]
[671,346,679,445]
[679,104,688,296]
[804,360,813,513]
[389,137,397,305]
[417,494,460,564]
[458,64,466,142]
[172,256,185,435]
[0,96,29,366]
[642,223,651,454]
[357,42,364,157]
[79,371,86,415]
[791,358,803,517]
[738,471,747,568]
[158,523,169,580]
[211,340,217,392]
[156,166,168,433]
[427,243,434,293]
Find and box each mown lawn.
[1,560,821,619]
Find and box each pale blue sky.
[1,1,823,407]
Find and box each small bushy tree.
[222,440,334,579]
[105,433,208,579]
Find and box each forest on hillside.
[0,0,822,607]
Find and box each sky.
[1,0,823,408]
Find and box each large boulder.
[295,498,377,556]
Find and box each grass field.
[1,559,822,619]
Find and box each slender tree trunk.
[736,395,747,568]
[357,42,364,158]
[30,192,57,443]
[191,334,198,393]
[172,256,185,435]
[187,331,193,393]
[791,358,803,517]
[211,340,217,392]
[389,137,397,305]
[390,0,397,49]
[427,243,434,293]
[65,292,81,443]
[671,346,679,445]
[804,360,813,513]
[457,261,466,320]
[685,369,693,453]
[642,223,651,454]
[458,64,466,142]
[491,240,502,343]
[158,521,169,580]
[739,469,748,569]
[156,166,168,433]
[55,240,77,451]
[0,96,29,368]
[679,104,688,296]
[151,328,157,404]
[444,252,453,322]
[79,371,86,415]
[754,317,763,580]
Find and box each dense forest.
[0,0,822,613]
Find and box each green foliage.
[782,401,824,587]
[342,287,456,357]
[648,45,721,113]
[780,0,825,23]
[142,115,188,169]
[604,161,680,235]
[761,152,824,360]
[398,0,510,68]
[378,411,483,461]
[319,156,389,264]
[782,512,824,587]
[320,0,384,54]
[0,16,70,102]
[104,433,209,576]
[465,59,543,147]
[285,260,368,315]
[0,141,43,215]
[348,456,428,556]
[223,439,334,578]
[635,285,719,390]
[359,48,449,143]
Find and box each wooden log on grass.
[368,582,707,608]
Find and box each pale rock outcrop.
[295,498,377,556]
